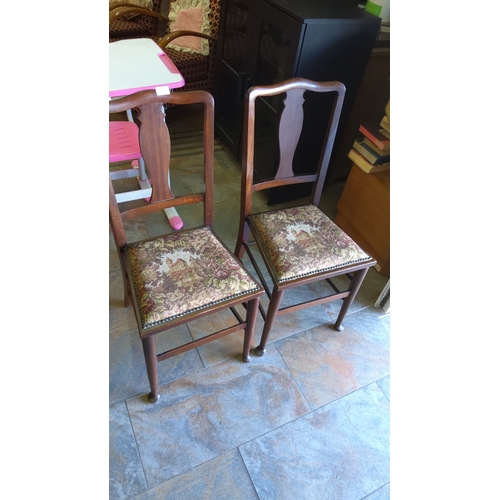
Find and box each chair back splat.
[109,89,263,403]
[235,78,377,357]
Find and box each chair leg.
[242,297,260,362]
[118,255,132,307]
[141,335,160,403]
[255,288,284,356]
[235,221,251,260]
[334,267,370,331]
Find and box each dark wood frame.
[109,90,263,403]
[234,78,377,355]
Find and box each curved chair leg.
[255,288,284,356]
[334,267,369,331]
[242,297,260,362]
[141,336,160,403]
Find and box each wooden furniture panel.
[334,164,390,276]
[327,45,390,183]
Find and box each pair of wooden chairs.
[109,78,376,403]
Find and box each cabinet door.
[251,1,304,185]
[215,0,257,158]
[251,2,303,89]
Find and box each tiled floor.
[109,103,390,500]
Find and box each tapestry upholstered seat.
[126,227,260,329]
[250,205,372,284]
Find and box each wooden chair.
[109,0,221,94]
[109,89,263,403]
[235,78,377,356]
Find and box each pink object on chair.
[109,121,183,229]
[109,121,151,203]
[109,122,142,162]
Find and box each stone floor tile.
[132,449,259,500]
[239,383,390,500]
[363,482,390,499]
[276,307,390,409]
[109,401,147,500]
[110,323,204,406]
[188,309,252,367]
[377,375,390,401]
[125,345,309,488]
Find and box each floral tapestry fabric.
[251,205,372,283]
[126,227,260,329]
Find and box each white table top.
[109,38,184,98]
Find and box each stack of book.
[348,105,390,174]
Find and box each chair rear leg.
[242,297,260,362]
[334,267,370,331]
[255,288,284,356]
[141,335,160,403]
[235,221,251,260]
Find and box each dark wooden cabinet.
[214,0,381,204]
[327,43,390,183]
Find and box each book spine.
[363,137,389,155]
[348,149,390,174]
[379,128,390,140]
[348,149,373,174]
[359,124,390,150]
[354,140,390,165]
[353,141,377,164]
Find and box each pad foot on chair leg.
[148,392,160,404]
[242,353,252,363]
[334,323,344,332]
[255,345,266,357]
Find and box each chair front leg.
[334,267,369,331]
[242,297,260,362]
[141,335,159,403]
[255,288,284,356]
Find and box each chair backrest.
[109,89,214,249]
[240,78,346,217]
[109,0,165,40]
[161,0,221,93]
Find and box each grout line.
[124,399,150,493]
[237,446,263,500]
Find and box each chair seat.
[250,205,372,283]
[126,227,261,329]
[109,122,142,162]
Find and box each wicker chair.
[109,0,221,94]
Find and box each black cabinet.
[215,0,381,204]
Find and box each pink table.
[109,38,185,98]
[109,38,185,228]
